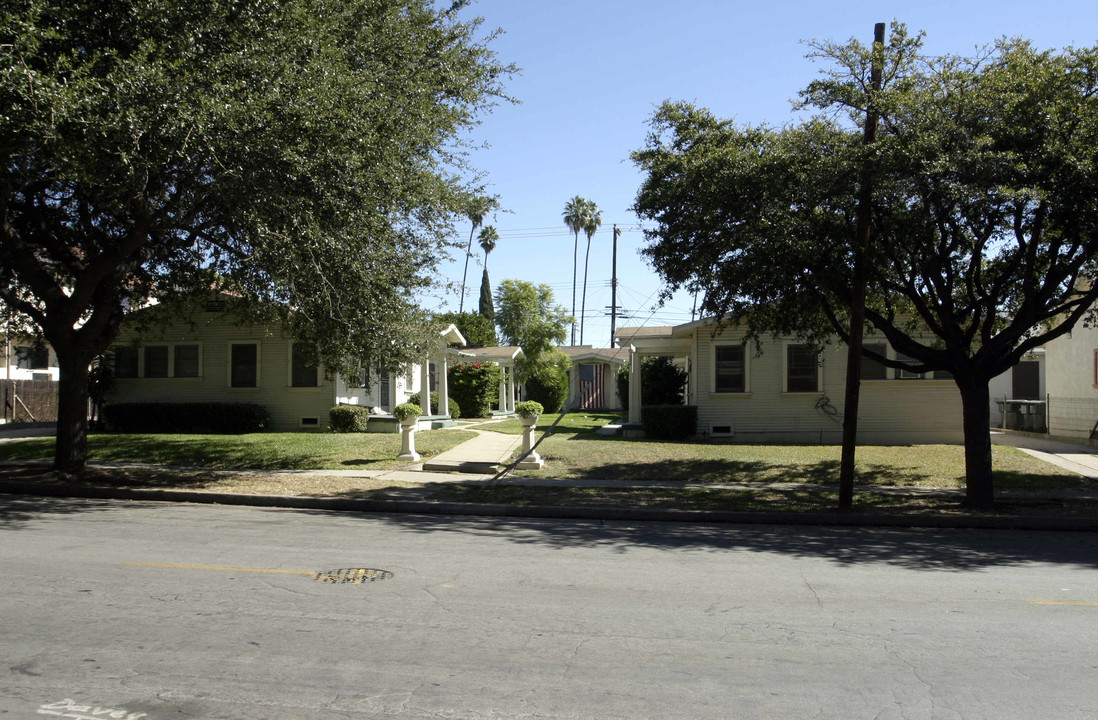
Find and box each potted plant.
[393,402,421,426]
[515,400,543,426]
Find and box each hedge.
[641,405,698,440]
[102,402,270,434]
[329,405,369,433]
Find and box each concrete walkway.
[420,428,521,474]
[991,431,1098,480]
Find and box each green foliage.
[631,23,1098,503]
[446,362,498,418]
[393,403,421,423]
[434,312,497,348]
[0,0,515,470]
[479,268,495,323]
[102,403,270,434]
[329,405,369,433]
[494,280,572,360]
[408,391,460,419]
[616,357,687,409]
[523,348,571,413]
[641,405,698,440]
[515,400,544,418]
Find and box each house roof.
[558,345,629,364]
[458,346,525,362]
[613,326,675,344]
[437,323,467,347]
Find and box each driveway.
[991,430,1098,480]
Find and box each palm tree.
[562,196,591,345]
[459,197,495,312]
[579,202,602,345]
[477,226,498,322]
[478,224,498,268]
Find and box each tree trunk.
[958,377,995,508]
[54,348,93,475]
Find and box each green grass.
[0,429,476,470]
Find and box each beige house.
[615,319,964,444]
[108,303,466,432]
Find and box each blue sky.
[431,0,1097,350]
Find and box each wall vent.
[710,424,734,438]
[300,417,320,427]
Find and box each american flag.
[579,363,605,409]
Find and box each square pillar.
[438,351,450,418]
[628,347,642,424]
[419,360,432,415]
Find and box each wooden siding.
[110,312,334,432]
[691,328,963,444]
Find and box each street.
[2,496,1097,719]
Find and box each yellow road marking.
[124,562,313,576]
[1030,600,1098,606]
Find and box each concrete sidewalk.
[991,431,1098,480]
[420,429,521,474]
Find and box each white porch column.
[438,349,450,418]
[628,345,641,424]
[497,364,507,413]
[419,359,432,415]
[506,364,516,412]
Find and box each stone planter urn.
[393,403,422,462]
[515,401,545,470]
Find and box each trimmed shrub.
[447,361,499,418]
[329,405,369,433]
[523,349,570,413]
[617,356,688,412]
[515,400,543,418]
[393,403,421,422]
[408,390,460,419]
[102,402,270,434]
[641,405,698,440]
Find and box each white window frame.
[227,341,261,388]
[860,342,889,381]
[783,342,823,394]
[142,345,171,378]
[711,343,750,394]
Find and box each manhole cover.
[313,568,392,584]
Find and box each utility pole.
[839,22,885,511]
[610,225,620,346]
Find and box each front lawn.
[0,428,477,470]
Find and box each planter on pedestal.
[394,403,422,462]
[515,401,545,470]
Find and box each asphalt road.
[2,497,1097,720]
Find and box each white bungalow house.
[615,319,964,444]
[559,345,628,411]
[107,302,466,432]
[1042,320,1098,440]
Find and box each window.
[860,343,888,380]
[896,353,925,380]
[786,344,820,393]
[15,345,49,370]
[174,344,200,378]
[378,371,391,411]
[230,343,259,387]
[114,346,138,378]
[290,344,319,387]
[714,345,746,393]
[144,346,169,378]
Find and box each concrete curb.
[2,480,1096,532]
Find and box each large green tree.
[632,25,1098,508]
[1,0,513,472]
[494,279,571,365]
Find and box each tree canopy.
[631,24,1098,507]
[1,0,514,470]
[494,279,571,362]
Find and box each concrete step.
[421,459,500,474]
